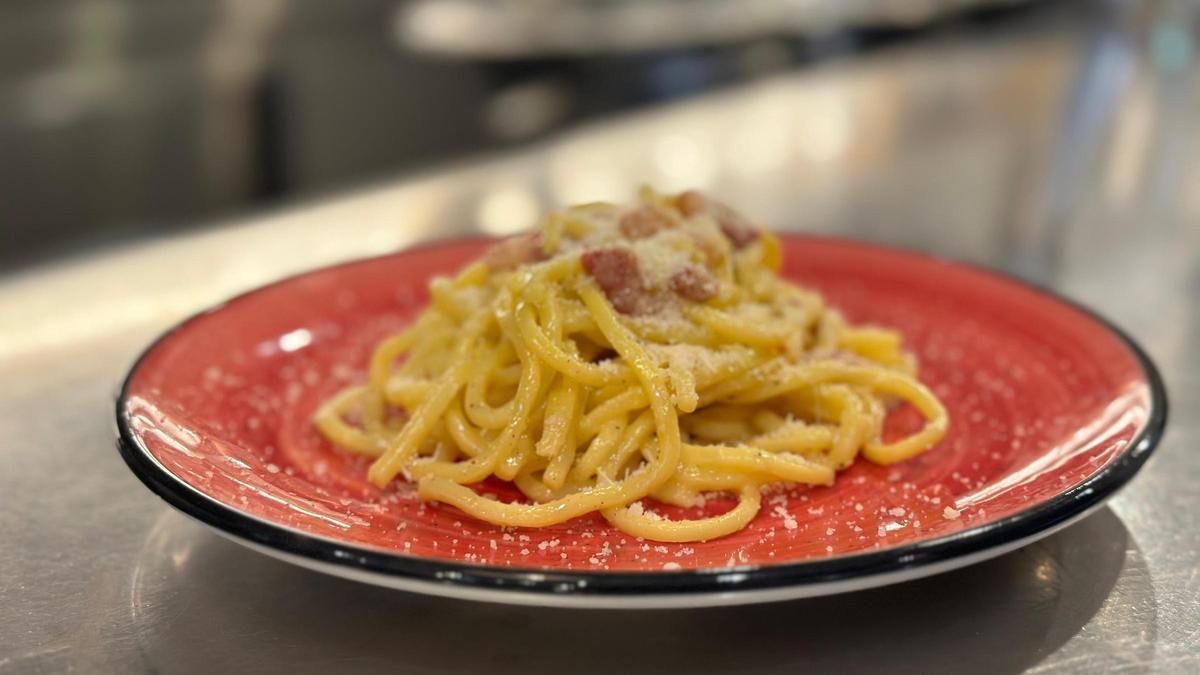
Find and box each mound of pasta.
[315,188,948,542]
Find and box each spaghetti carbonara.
[315,188,948,542]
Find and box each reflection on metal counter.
[0,0,1198,673]
[123,506,1141,673]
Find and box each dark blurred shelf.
[0,0,1088,271]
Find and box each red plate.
[117,235,1165,607]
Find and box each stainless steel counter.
[2,4,1197,673]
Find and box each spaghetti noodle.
[314,188,948,542]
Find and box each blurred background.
[2,2,1200,672]
[1,0,1195,273]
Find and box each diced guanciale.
[619,205,673,240]
[484,234,545,271]
[581,247,656,315]
[669,265,718,301]
[676,190,759,249]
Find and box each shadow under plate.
[120,506,1154,674]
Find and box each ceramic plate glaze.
[117,235,1166,608]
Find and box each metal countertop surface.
[1,5,1197,673]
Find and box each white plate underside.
[203,504,1098,609]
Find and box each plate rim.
[114,233,1169,601]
